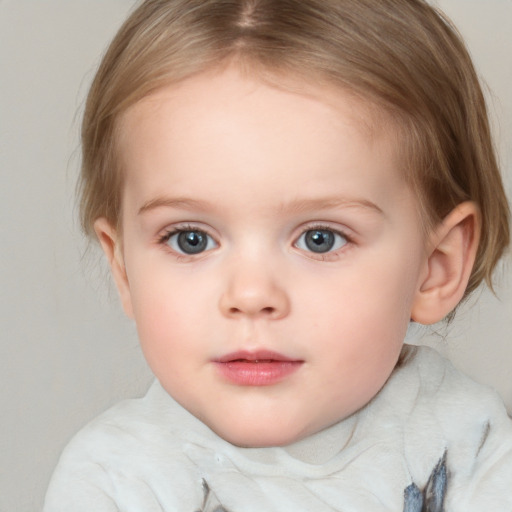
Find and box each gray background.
[1,1,511,510]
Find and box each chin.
[212,422,310,448]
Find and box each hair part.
[80,0,510,303]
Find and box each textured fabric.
[44,346,512,511]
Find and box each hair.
[80,0,510,300]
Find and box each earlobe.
[411,202,480,325]
[93,218,134,318]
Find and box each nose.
[218,259,291,320]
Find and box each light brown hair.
[80,0,510,299]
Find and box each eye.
[295,228,347,254]
[165,229,217,255]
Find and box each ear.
[411,202,480,325]
[94,218,134,318]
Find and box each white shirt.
[44,346,512,511]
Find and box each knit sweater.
[44,346,512,511]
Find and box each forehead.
[119,64,394,146]
[116,65,405,204]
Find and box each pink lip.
[214,350,303,386]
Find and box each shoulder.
[52,381,175,465]
[393,345,508,418]
[400,345,510,432]
[43,381,202,511]
[395,345,512,509]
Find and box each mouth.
[213,350,304,386]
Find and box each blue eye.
[296,228,347,254]
[166,229,217,255]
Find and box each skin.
[95,66,479,447]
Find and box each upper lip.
[215,350,301,363]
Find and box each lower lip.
[214,360,303,386]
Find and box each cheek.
[356,242,423,318]
[125,260,217,362]
[301,250,419,361]
[319,266,415,331]
[130,287,200,393]
[125,265,184,351]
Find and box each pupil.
[178,231,207,254]
[305,230,334,253]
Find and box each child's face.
[108,67,430,447]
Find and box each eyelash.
[294,223,352,259]
[157,224,205,245]
[156,223,353,258]
[299,223,351,239]
[157,224,217,258]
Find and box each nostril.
[227,305,276,316]
[219,283,290,319]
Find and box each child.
[44,0,512,510]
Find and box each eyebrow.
[138,197,214,215]
[138,195,384,216]
[278,197,384,216]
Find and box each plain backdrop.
[1,1,511,510]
